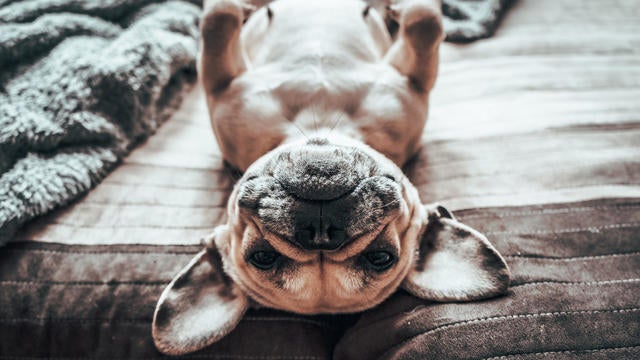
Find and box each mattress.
[2,0,639,358]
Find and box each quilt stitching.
[46,222,215,230]
[458,203,640,219]
[0,317,330,329]
[424,183,640,199]
[338,280,640,347]
[381,308,640,358]
[485,222,640,236]
[510,278,640,288]
[0,280,167,286]
[504,251,640,261]
[415,159,640,183]
[2,248,198,255]
[481,345,640,360]
[0,356,326,360]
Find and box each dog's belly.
[209,61,429,171]
[206,0,431,170]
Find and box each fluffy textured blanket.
[0,0,511,246]
[0,0,201,245]
[441,0,512,42]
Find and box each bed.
[1,0,639,358]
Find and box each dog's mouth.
[236,140,403,251]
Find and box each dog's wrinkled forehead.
[236,141,403,245]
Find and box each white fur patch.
[412,251,492,296]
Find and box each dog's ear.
[152,231,248,355]
[402,204,510,301]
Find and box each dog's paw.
[203,0,256,27]
[390,0,444,45]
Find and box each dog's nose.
[293,201,348,251]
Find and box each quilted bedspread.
[1,0,639,359]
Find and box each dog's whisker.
[328,111,345,135]
[311,104,319,136]
[277,112,310,141]
[291,120,310,140]
[369,199,401,211]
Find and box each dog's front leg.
[385,0,444,92]
[200,0,253,93]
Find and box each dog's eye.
[249,251,280,270]
[363,251,396,271]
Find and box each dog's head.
[152,137,510,355]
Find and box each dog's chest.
[209,60,429,170]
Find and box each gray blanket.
[0,0,201,245]
[442,0,512,42]
[0,0,511,246]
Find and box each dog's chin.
[234,139,405,241]
[240,138,401,196]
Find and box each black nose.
[293,202,348,251]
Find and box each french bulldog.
[152,0,510,355]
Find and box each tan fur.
[196,0,446,315]
[218,175,423,313]
[203,0,440,170]
[152,0,509,355]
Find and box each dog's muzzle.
[237,142,402,250]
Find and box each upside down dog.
[152,0,510,355]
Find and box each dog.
[152,0,510,355]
